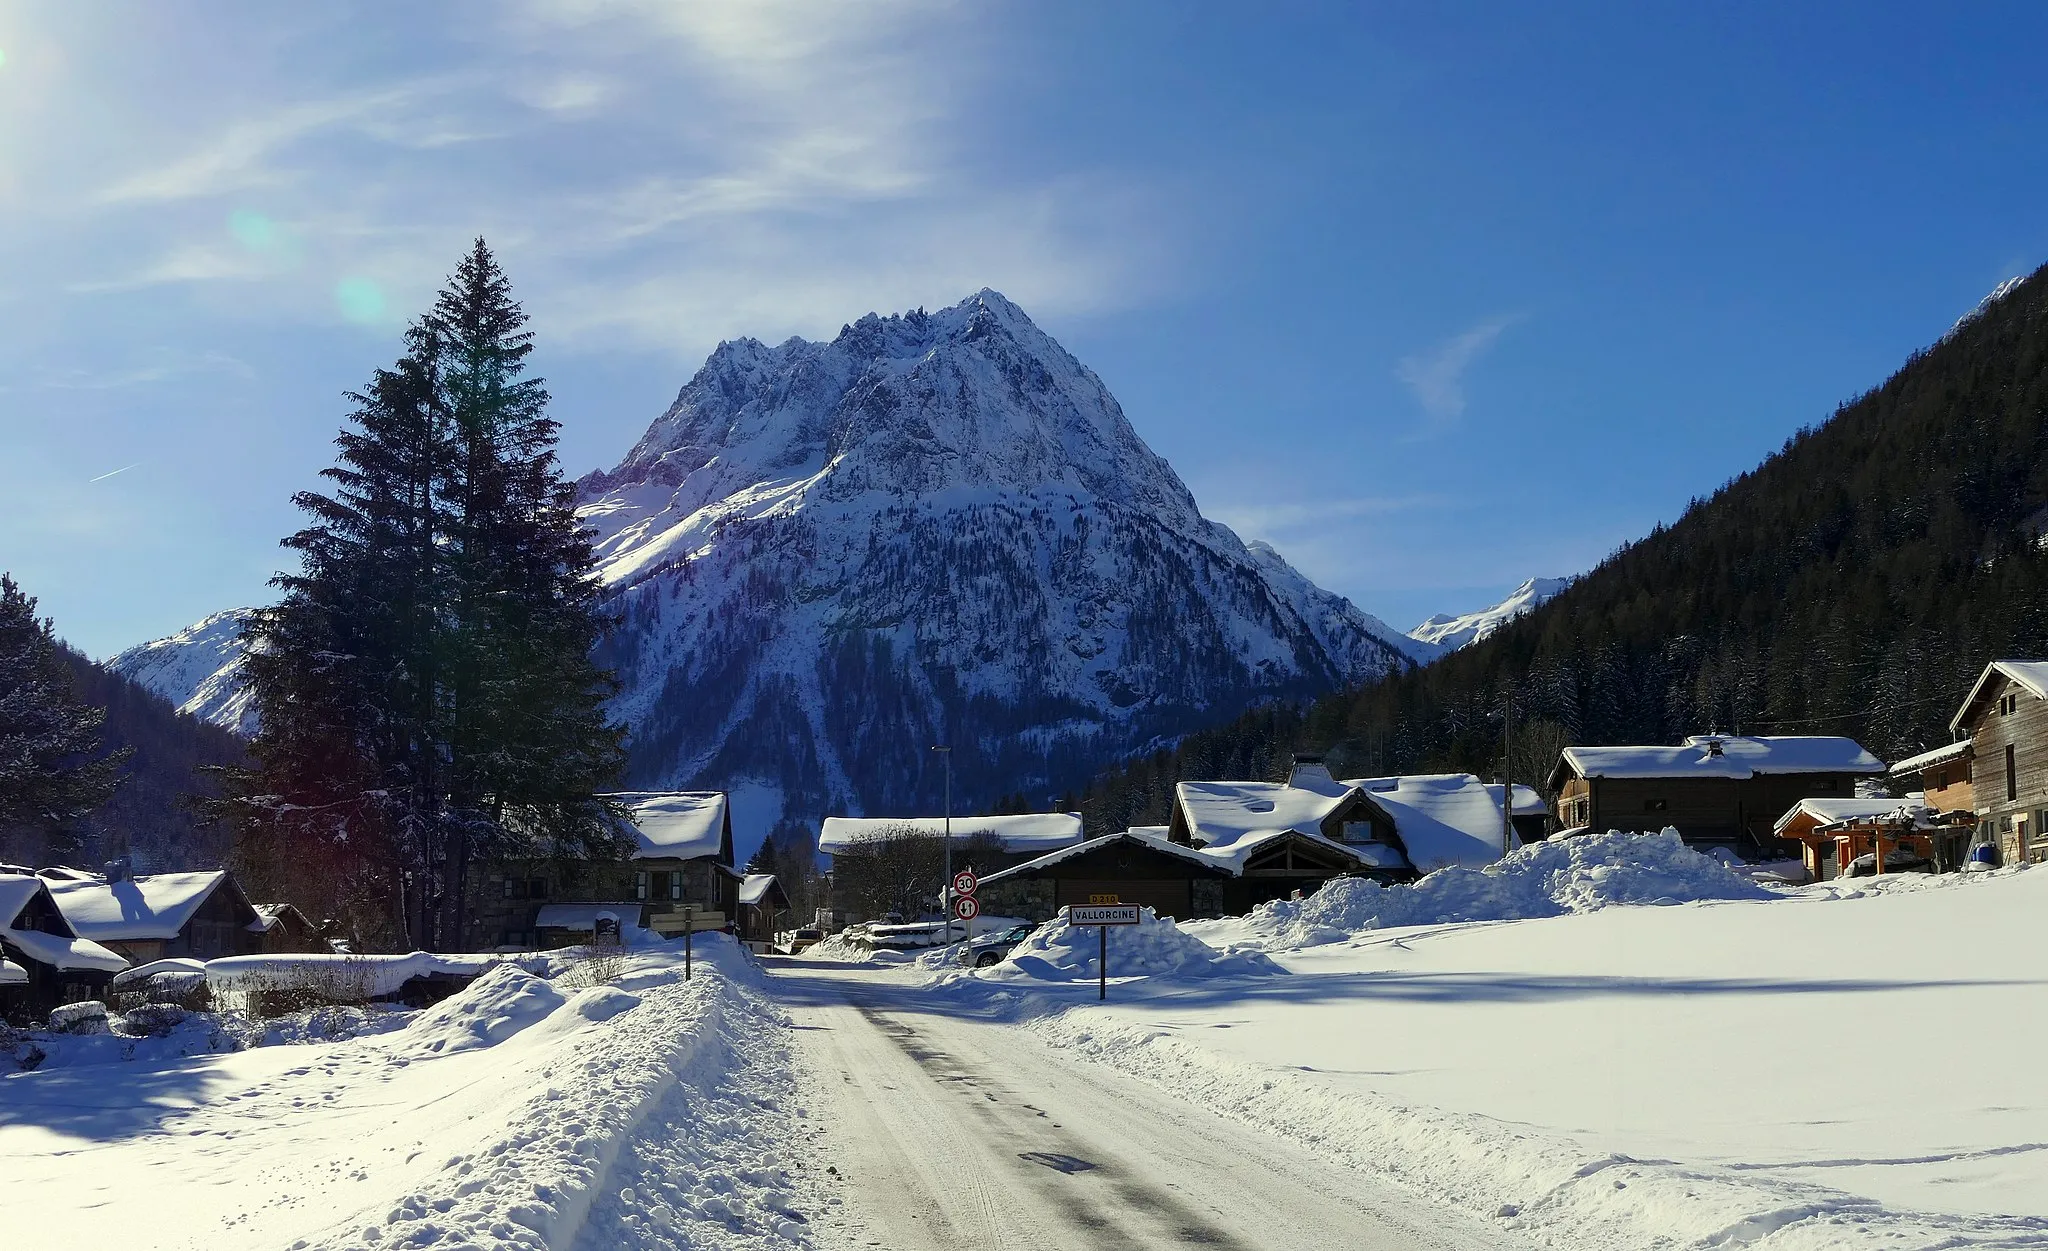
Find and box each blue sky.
[5,2,2047,659]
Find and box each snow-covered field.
[910,842,2048,1249]
[3,937,828,1251]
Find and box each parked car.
[782,928,824,954]
[965,923,1037,967]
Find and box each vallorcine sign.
[1067,903,1141,999]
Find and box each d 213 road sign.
[951,868,979,897]
[952,895,980,921]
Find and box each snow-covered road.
[773,960,1530,1251]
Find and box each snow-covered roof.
[1,926,128,972]
[1192,826,1371,873]
[1889,740,1973,777]
[1774,796,1937,836]
[534,903,642,931]
[818,812,1084,855]
[1950,661,2048,735]
[980,830,1240,886]
[614,792,730,862]
[739,874,777,906]
[1174,781,1354,849]
[1557,736,1883,782]
[0,958,23,985]
[45,870,235,942]
[1348,774,1530,870]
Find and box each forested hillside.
[1068,265,2048,833]
[57,646,246,869]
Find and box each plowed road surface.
[773,961,1529,1251]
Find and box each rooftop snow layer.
[1559,735,1883,781]
[1349,774,1531,870]
[1,926,128,972]
[1890,740,1973,775]
[738,874,776,906]
[980,830,1236,886]
[614,791,728,861]
[819,812,1084,855]
[1174,781,1353,848]
[45,870,231,942]
[0,958,23,985]
[1774,795,1939,835]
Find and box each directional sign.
[1068,904,1140,926]
[953,895,981,921]
[951,868,979,897]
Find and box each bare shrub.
[247,957,376,1019]
[572,938,627,987]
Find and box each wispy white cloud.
[1396,315,1517,428]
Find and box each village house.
[42,867,267,963]
[1941,660,2048,866]
[465,791,742,950]
[816,812,1085,928]
[0,872,128,1022]
[1549,735,1885,859]
[737,874,790,946]
[251,903,332,954]
[979,759,1544,921]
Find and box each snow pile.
[206,950,509,1000]
[1218,829,1775,951]
[395,964,570,1056]
[982,907,1281,983]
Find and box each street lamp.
[932,744,953,941]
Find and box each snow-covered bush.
[1228,828,1776,951]
[234,955,378,1018]
[48,1000,110,1034]
[116,1003,191,1037]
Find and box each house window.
[635,871,649,901]
[2009,744,2019,802]
[670,875,684,901]
[1936,768,1950,790]
[1340,821,1377,844]
[503,879,516,898]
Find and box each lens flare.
[228,210,275,251]
[335,277,386,325]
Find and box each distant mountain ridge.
[1410,577,1573,651]
[108,290,1429,854]
[107,609,257,735]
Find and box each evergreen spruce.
[0,573,129,860]
[227,241,627,948]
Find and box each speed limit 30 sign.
[951,868,979,897]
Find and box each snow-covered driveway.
[773,959,1530,1251]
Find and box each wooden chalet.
[1941,661,2048,866]
[251,903,332,954]
[1549,735,1885,859]
[980,760,1543,921]
[737,874,791,945]
[817,813,1085,928]
[43,867,266,963]
[0,873,127,1022]
[466,792,742,950]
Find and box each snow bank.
[395,964,571,1056]
[981,907,1282,983]
[1213,828,1774,951]
[205,950,508,999]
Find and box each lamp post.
[932,744,953,943]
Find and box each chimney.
[1288,753,1337,790]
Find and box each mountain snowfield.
[1408,575,1572,651]
[112,290,1428,850]
[106,608,259,735]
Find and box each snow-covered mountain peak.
[106,608,259,735]
[1409,576,1573,651]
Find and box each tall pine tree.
[226,241,627,949]
[0,573,128,863]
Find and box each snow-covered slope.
[108,291,1421,848]
[105,608,257,735]
[1408,575,1571,651]
[582,289,1421,837]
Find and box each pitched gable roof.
[817,812,1084,855]
[1950,660,2048,735]
[44,870,252,942]
[613,791,733,864]
[1554,735,1883,787]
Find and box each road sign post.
[950,867,979,948]
[1067,904,1141,1000]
